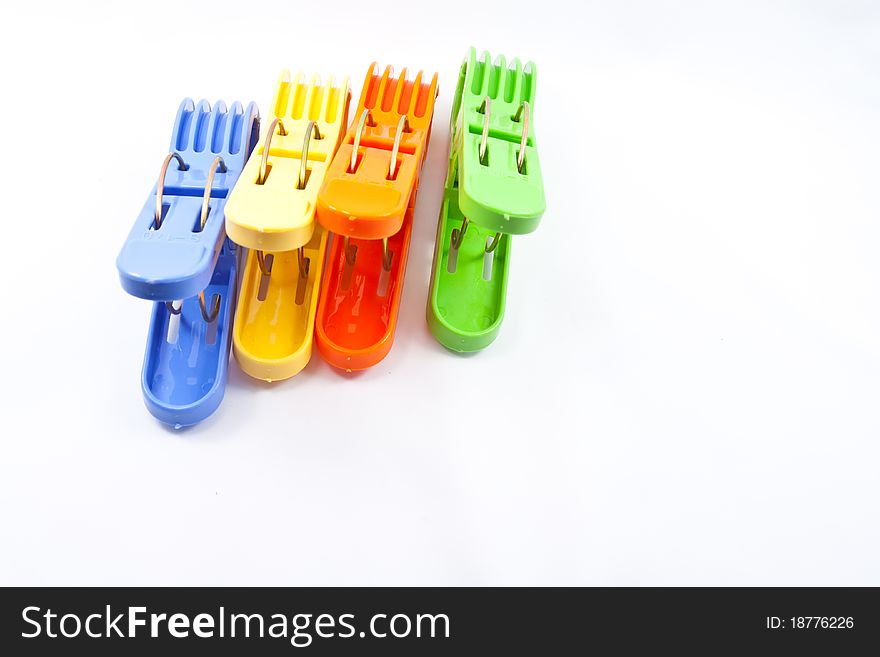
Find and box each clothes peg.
[117,99,260,426]
[427,48,545,351]
[225,72,351,381]
[315,63,438,371]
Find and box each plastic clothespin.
[225,72,351,382]
[427,48,545,351]
[117,99,260,426]
[315,63,438,371]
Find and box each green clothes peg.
[427,48,546,352]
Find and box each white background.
[1,1,878,585]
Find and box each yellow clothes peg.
[225,71,351,381]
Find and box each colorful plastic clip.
[427,49,544,351]
[225,72,351,381]
[117,99,260,426]
[315,63,438,370]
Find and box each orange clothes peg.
[315,63,438,371]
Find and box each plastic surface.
[427,187,510,352]
[454,48,545,235]
[117,99,259,301]
[317,64,438,240]
[141,240,238,427]
[225,72,350,252]
[315,63,437,370]
[427,48,542,351]
[315,200,415,371]
[232,226,328,381]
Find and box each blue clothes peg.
[117,99,259,301]
[118,98,260,427]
